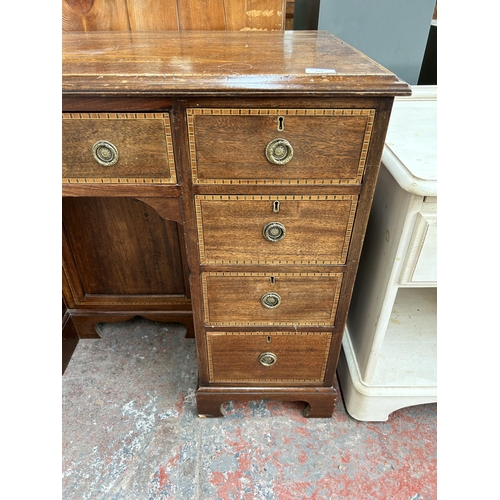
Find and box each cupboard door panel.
[63,197,187,305]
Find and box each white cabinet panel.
[338,85,437,421]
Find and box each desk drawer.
[207,331,332,383]
[62,113,176,184]
[187,108,375,185]
[202,272,343,326]
[196,195,358,265]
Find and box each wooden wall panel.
[224,0,286,31]
[63,0,131,31]
[177,0,226,31]
[62,0,286,32]
[127,0,179,31]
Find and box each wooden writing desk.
[62,31,410,417]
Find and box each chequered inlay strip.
[62,113,176,184]
[201,272,343,326]
[195,195,358,265]
[207,331,332,383]
[186,108,375,185]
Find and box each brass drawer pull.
[92,140,119,166]
[265,138,293,165]
[259,352,277,366]
[263,222,286,242]
[261,292,281,308]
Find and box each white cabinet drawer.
[400,209,437,286]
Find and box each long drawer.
[62,113,176,184]
[187,108,375,185]
[202,272,343,326]
[206,331,333,383]
[195,195,358,265]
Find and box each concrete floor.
[62,318,437,499]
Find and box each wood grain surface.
[202,272,342,326]
[62,0,286,32]
[62,31,411,96]
[63,113,176,183]
[62,197,187,302]
[188,108,374,184]
[195,195,358,265]
[206,331,332,383]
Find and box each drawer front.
[187,108,375,184]
[207,331,332,383]
[202,272,343,326]
[62,113,176,184]
[400,211,437,286]
[196,195,358,265]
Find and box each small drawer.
[207,331,333,383]
[62,113,176,184]
[202,272,343,326]
[187,108,375,185]
[196,195,358,265]
[400,210,437,286]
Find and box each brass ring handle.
[259,352,277,367]
[265,138,293,165]
[92,140,119,166]
[261,292,281,309]
[263,222,286,242]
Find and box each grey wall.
[318,0,436,85]
[293,0,320,30]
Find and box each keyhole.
[267,336,272,343]
[278,116,284,131]
[269,276,275,285]
[273,200,280,213]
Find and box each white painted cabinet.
[337,86,437,421]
